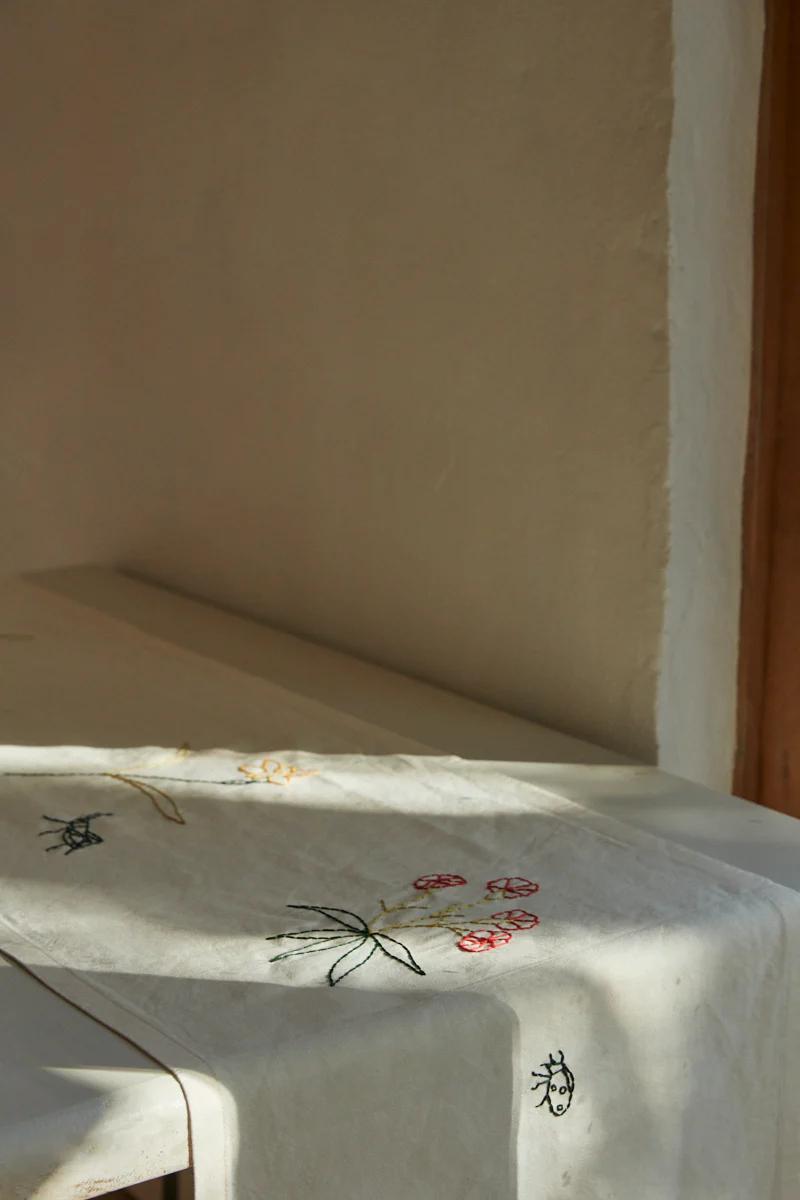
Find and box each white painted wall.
[0,2,766,783]
[659,0,764,790]
[1,1,672,763]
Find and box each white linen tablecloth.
[0,746,797,1200]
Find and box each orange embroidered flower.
[486,876,540,899]
[238,759,315,785]
[412,873,467,891]
[457,929,513,953]
[491,909,540,931]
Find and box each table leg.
[162,1176,179,1200]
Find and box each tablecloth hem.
[0,915,229,1199]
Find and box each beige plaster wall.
[1,1,673,760]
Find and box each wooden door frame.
[735,0,797,811]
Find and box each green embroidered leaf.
[268,906,428,987]
[287,905,369,934]
[375,933,426,976]
[270,936,361,964]
[265,928,350,943]
[327,937,378,986]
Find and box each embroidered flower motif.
[457,928,513,953]
[491,909,540,931]
[413,873,467,891]
[486,876,540,899]
[267,869,542,985]
[238,758,316,785]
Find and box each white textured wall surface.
[2,1,673,760]
[659,0,763,790]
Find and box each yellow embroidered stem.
[377,919,468,937]
[375,893,432,918]
[107,773,187,825]
[368,891,442,927]
[375,895,498,936]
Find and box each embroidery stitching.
[267,873,542,985]
[266,905,425,987]
[4,753,316,829]
[413,873,467,890]
[106,773,186,825]
[531,1050,575,1117]
[39,812,113,855]
[457,928,512,953]
[238,758,319,785]
[486,876,541,899]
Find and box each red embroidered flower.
[491,909,540,931]
[413,873,467,891]
[457,928,513,953]
[486,876,540,899]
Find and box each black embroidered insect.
[531,1049,575,1117]
[39,812,113,855]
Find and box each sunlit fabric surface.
[0,747,798,1200]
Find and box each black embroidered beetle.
[39,812,113,855]
[531,1049,575,1116]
